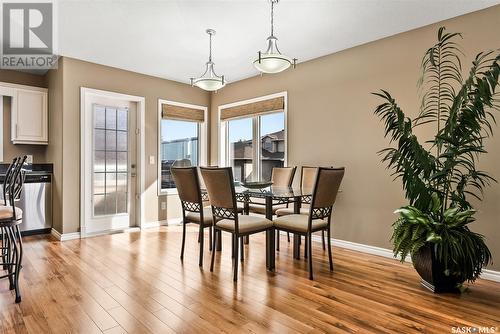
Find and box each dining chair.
[247,166,297,215]
[0,155,27,303]
[200,167,274,282]
[273,167,345,280]
[276,166,327,252]
[171,167,213,267]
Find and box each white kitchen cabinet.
[0,82,48,145]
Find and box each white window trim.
[218,91,288,180]
[158,99,208,195]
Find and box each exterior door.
[83,94,137,234]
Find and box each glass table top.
[234,186,313,199]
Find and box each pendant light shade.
[254,0,296,74]
[191,29,226,91]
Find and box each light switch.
[149,156,155,165]
[161,202,166,210]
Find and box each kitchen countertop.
[0,163,53,175]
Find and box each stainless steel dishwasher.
[17,173,52,234]
[0,173,53,235]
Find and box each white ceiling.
[57,0,500,84]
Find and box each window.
[219,93,287,182]
[158,100,207,193]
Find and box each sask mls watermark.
[1,2,58,69]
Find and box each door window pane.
[94,130,105,151]
[117,108,128,131]
[105,130,117,151]
[160,119,199,189]
[116,152,128,172]
[228,117,253,182]
[94,106,106,129]
[260,113,285,181]
[105,108,117,129]
[105,193,117,215]
[105,151,117,172]
[117,131,127,151]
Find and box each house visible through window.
[160,120,199,189]
[260,112,285,181]
[227,112,285,182]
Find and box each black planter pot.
[411,244,464,293]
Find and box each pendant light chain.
[270,0,275,37]
[208,31,213,62]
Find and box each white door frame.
[80,87,145,238]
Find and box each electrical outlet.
[26,155,33,164]
[161,202,167,210]
[149,155,155,165]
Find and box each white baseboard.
[140,220,169,229]
[83,227,140,238]
[309,233,500,283]
[51,228,81,241]
[141,218,182,229]
[481,269,500,282]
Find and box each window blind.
[220,96,284,121]
[161,103,205,122]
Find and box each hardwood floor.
[1,225,499,333]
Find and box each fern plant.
[374,27,500,283]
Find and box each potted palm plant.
[373,27,500,292]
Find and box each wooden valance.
[161,104,205,122]
[220,96,284,121]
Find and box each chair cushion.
[0,206,23,220]
[216,215,273,234]
[185,208,213,226]
[275,207,309,217]
[248,203,287,215]
[273,214,327,233]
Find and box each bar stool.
[0,155,26,303]
[1,157,19,270]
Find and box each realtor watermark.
[1,1,58,69]
[452,326,498,333]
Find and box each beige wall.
[0,70,48,163]
[209,5,500,270]
[44,63,64,232]
[58,57,209,234]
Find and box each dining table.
[203,185,313,270]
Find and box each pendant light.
[191,29,226,91]
[254,0,296,74]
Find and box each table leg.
[265,196,273,220]
[266,229,275,271]
[244,198,249,215]
[293,234,301,259]
[293,197,302,259]
[216,230,222,251]
[244,196,250,244]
